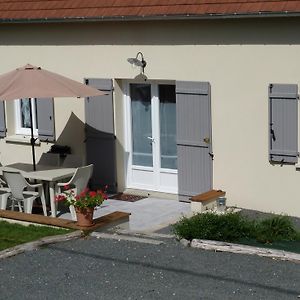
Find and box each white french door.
[124,81,178,193]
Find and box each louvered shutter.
[85,78,117,192]
[176,81,213,201]
[269,84,298,164]
[37,98,55,142]
[0,101,6,138]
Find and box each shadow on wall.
[84,124,117,192]
[55,112,117,192]
[55,112,85,158]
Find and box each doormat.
[109,193,147,202]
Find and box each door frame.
[122,79,178,193]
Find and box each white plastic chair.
[38,153,61,166]
[56,164,93,220]
[0,165,11,209]
[0,190,11,210]
[61,154,83,168]
[3,170,47,216]
[0,181,11,210]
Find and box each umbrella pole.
[29,98,36,171]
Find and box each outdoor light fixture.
[127,52,147,74]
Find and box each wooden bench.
[190,189,226,213]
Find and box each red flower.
[59,185,106,209]
[89,191,97,197]
[64,184,70,190]
[55,194,66,202]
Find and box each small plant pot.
[75,207,95,227]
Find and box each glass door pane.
[130,83,153,167]
[159,85,177,169]
[20,98,32,128]
[19,98,38,129]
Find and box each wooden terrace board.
[190,189,226,202]
[0,209,130,231]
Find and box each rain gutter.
[0,11,300,24]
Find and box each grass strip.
[0,220,70,251]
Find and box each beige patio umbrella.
[0,64,106,170]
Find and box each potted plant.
[56,185,108,227]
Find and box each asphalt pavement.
[0,233,299,300]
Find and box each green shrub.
[255,215,298,243]
[173,212,300,245]
[173,212,255,242]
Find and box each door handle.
[147,136,155,143]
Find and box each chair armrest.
[26,183,43,189]
[57,181,71,187]
[0,176,7,187]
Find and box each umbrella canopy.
[0,64,106,171]
[0,64,106,100]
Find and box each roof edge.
[1,11,300,24]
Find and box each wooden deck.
[0,209,130,231]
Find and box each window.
[14,98,38,135]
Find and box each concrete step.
[190,189,226,213]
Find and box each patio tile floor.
[58,198,192,232]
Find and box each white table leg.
[49,182,56,217]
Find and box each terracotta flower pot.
[75,207,95,227]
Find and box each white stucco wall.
[0,18,300,216]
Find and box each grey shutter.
[0,101,6,138]
[85,78,117,192]
[176,81,213,201]
[269,84,298,164]
[37,98,55,142]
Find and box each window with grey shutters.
[269,84,298,164]
[0,101,6,138]
[36,98,55,142]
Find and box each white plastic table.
[0,163,76,217]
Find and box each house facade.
[1,1,300,216]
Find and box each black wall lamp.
[127,52,147,74]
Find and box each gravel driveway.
[0,234,299,300]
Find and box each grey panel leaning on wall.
[269,84,298,164]
[36,98,55,142]
[85,78,117,192]
[176,81,213,202]
[0,101,6,138]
